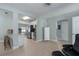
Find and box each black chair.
[52,34,79,56]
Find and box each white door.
[44,27,50,40]
[61,21,69,41]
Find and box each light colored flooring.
[0,39,64,56]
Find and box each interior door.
[61,21,69,41]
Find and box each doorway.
[57,20,69,42]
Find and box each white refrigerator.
[44,27,50,40]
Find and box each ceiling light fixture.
[22,16,31,20]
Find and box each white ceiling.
[1,3,73,17]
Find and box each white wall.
[60,20,69,41]
[0,10,12,42]
[46,16,72,43]
[0,9,23,49]
[0,5,34,49]
[36,4,79,43]
[36,18,47,41]
[72,16,79,44]
[47,18,57,41]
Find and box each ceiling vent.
[44,3,51,7]
[4,12,8,14]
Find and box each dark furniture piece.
[52,34,79,56]
[52,51,64,56]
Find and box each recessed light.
[22,16,31,20]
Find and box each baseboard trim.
[36,39,57,42]
[12,46,19,50]
[12,45,24,50]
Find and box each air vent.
[44,3,51,7]
[4,12,8,14]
